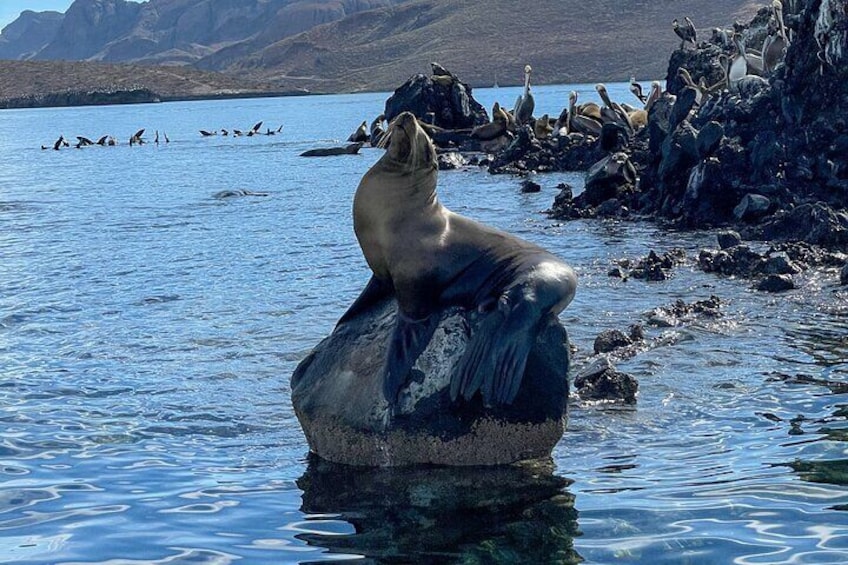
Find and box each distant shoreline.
[0,88,313,110]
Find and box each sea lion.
[340,112,577,408]
[348,121,369,143]
[300,142,363,157]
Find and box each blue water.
[1,82,847,564]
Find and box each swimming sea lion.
[300,142,363,157]
[340,112,577,408]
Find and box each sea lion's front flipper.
[337,276,394,326]
[383,313,439,405]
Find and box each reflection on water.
[295,456,581,564]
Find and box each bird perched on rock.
[673,17,698,48]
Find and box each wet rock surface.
[291,296,571,466]
[646,296,722,328]
[574,358,639,405]
[609,249,687,281]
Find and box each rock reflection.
[295,456,581,563]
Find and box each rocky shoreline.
[376,0,848,274]
[360,0,848,404]
[0,87,308,110]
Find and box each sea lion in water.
[340,112,577,408]
[300,142,363,157]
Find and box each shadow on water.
[295,455,582,564]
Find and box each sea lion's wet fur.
[342,112,577,407]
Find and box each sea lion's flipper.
[383,313,439,405]
[452,295,537,406]
[337,276,394,326]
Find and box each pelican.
[733,34,765,76]
[677,68,705,105]
[763,0,789,74]
[514,65,535,126]
[644,81,663,112]
[595,83,633,132]
[673,17,697,48]
[568,91,602,136]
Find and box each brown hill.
[0,60,296,108]
[230,0,763,92]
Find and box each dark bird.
[53,136,65,151]
[673,17,697,48]
[629,77,647,104]
[200,130,217,137]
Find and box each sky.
[0,1,141,31]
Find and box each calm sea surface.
[1,83,847,564]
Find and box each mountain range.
[1,0,763,95]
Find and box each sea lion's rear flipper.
[452,297,536,406]
[337,276,394,326]
[383,313,439,405]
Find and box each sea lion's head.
[381,112,437,174]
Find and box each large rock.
[291,296,571,466]
[384,68,488,130]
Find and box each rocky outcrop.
[384,67,488,130]
[291,296,571,466]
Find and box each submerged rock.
[574,358,638,404]
[757,274,796,292]
[291,296,571,466]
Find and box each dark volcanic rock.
[717,230,742,250]
[756,203,848,248]
[593,330,632,355]
[384,68,487,130]
[574,358,638,404]
[647,296,722,327]
[757,274,796,293]
[520,179,542,193]
[291,296,571,466]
